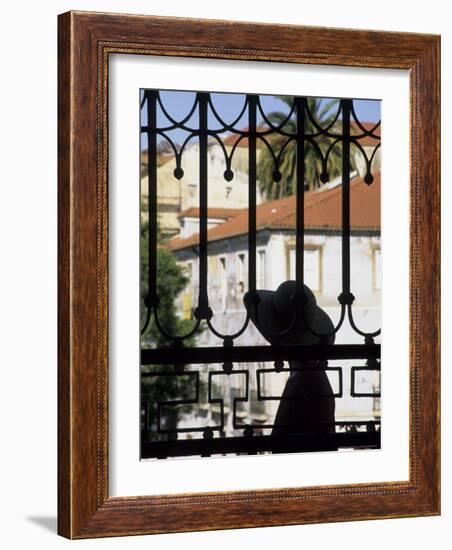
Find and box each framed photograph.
[58,11,440,538]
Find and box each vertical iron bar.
[197,93,209,317]
[295,97,306,301]
[341,99,352,296]
[147,90,158,307]
[248,95,257,296]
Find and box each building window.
[188,184,197,202]
[236,253,246,294]
[185,260,193,281]
[257,249,266,289]
[219,256,227,312]
[374,248,382,290]
[289,247,321,292]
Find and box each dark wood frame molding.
[58,10,440,538]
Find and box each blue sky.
[140,89,380,148]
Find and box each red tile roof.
[168,172,380,251]
[221,122,380,148]
[350,121,381,147]
[222,126,266,148]
[178,207,243,220]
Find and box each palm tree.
[257,96,350,199]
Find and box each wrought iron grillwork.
[140,90,381,459]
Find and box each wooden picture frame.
[58,10,440,539]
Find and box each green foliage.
[140,221,196,347]
[140,220,200,440]
[257,97,354,199]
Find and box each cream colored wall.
[141,142,262,239]
[354,144,381,177]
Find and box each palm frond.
[257,96,347,197]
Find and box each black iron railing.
[140,90,381,459]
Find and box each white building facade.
[168,173,381,436]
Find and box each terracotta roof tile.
[178,207,243,220]
[350,121,381,147]
[221,121,380,148]
[168,172,380,250]
[222,126,266,148]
